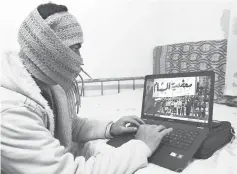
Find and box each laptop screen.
[143,76,212,123]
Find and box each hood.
[1,51,46,106]
[1,51,55,133]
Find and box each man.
[186,98,192,116]
[161,99,166,114]
[170,100,174,114]
[1,3,172,174]
[201,100,206,117]
[181,98,185,115]
[165,98,171,114]
[177,99,182,115]
[173,100,178,115]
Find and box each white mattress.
[79,90,237,174]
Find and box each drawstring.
[76,73,84,114]
[78,73,84,99]
[75,68,92,114]
[75,80,81,114]
[81,67,92,79]
[79,67,92,97]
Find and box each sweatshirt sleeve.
[72,116,113,143]
[1,106,151,174]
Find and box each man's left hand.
[110,116,145,136]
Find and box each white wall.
[0,0,232,79]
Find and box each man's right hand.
[135,124,173,154]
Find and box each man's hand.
[110,116,145,136]
[135,124,173,154]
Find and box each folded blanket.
[216,96,237,107]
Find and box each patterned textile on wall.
[153,39,227,101]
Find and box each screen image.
[143,76,211,123]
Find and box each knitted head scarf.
[18,8,84,121]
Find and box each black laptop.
[107,71,215,172]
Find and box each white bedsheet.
[79,90,237,174]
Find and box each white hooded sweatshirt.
[1,52,152,174]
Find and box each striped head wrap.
[18,8,84,126]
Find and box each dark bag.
[194,120,235,159]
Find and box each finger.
[130,116,145,124]
[122,127,138,133]
[123,116,144,126]
[124,118,141,127]
[149,124,158,128]
[147,124,159,129]
[155,125,166,132]
[159,128,173,138]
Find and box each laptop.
[107,71,215,172]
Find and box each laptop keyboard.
[161,128,199,150]
[142,119,200,150]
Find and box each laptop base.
[107,120,208,172]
